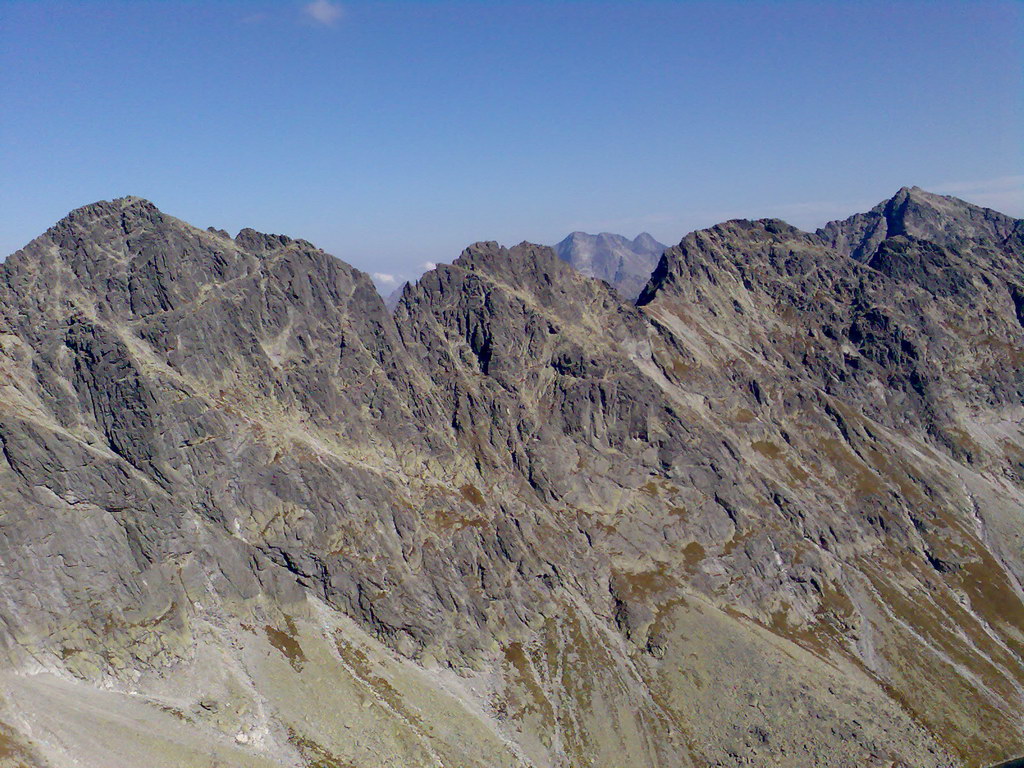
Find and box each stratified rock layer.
[0,190,1021,768]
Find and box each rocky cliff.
[0,190,1021,768]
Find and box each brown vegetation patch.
[858,598,1018,766]
[428,508,487,533]
[909,513,1024,644]
[333,635,412,721]
[943,426,982,458]
[863,448,926,504]
[502,642,554,722]
[0,728,17,760]
[536,609,606,765]
[734,408,756,424]
[265,615,306,671]
[0,722,40,765]
[858,557,1024,762]
[287,727,355,768]
[459,483,485,506]
[957,552,1024,644]
[682,542,705,571]
[817,438,886,498]
[863,561,1007,685]
[751,440,783,459]
[611,562,674,602]
[853,470,886,497]
[98,601,178,637]
[640,481,660,497]
[784,459,809,484]
[1002,438,1024,462]
[671,357,698,379]
[156,702,191,723]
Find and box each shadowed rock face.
[0,191,1022,768]
[554,230,667,301]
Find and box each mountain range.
[554,230,667,300]
[0,186,1021,768]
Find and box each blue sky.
[2,1,1021,288]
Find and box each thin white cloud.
[372,272,398,285]
[421,261,437,271]
[304,0,344,26]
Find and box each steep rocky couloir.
[0,190,1021,768]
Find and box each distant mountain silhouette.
[554,230,667,300]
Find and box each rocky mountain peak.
[632,231,664,251]
[819,185,1019,261]
[451,239,503,266]
[455,239,562,273]
[66,194,160,219]
[637,217,839,307]
[37,195,164,243]
[234,227,313,255]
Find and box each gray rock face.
[554,230,667,300]
[0,191,1022,768]
[817,185,1020,261]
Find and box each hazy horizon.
[2,1,1021,290]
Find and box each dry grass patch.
[265,615,306,671]
[459,483,485,506]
